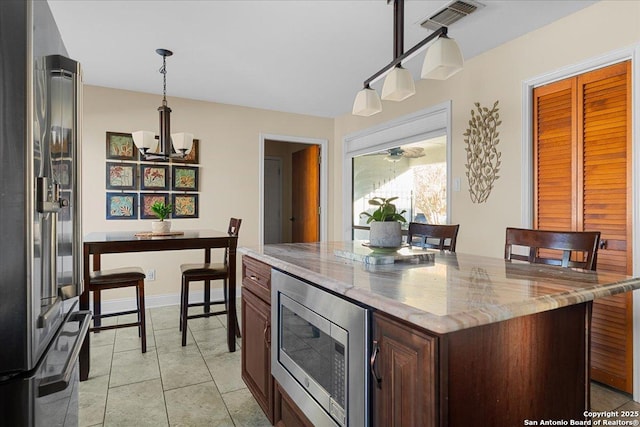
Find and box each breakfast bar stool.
[179,218,242,346]
[407,222,460,252]
[88,267,147,353]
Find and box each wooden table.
[80,230,237,381]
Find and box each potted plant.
[150,201,172,234]
[360,196,407,247]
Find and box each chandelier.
[132,49,193,160]
[352,0,464,116]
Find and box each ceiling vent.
[420,0,485,31]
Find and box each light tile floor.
[79,302,640,426]
[78,303,270,427]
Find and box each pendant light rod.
[393,0,404,60]
[363,25,447,88]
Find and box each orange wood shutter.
[533,61,632,393]
[533,78,577,232]
[578,61,632,392]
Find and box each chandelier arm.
[363,26,447,88]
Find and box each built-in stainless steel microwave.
[271,269,369,426]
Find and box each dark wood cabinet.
[371,312,438,427]
[241,256,274,423]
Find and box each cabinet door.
[371,312,438,427]
[241,289,273,423]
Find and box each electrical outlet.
[146,269,156,281]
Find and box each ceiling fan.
[384,146,425,162]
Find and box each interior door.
[533,60,632,393]
[291,145,320,243]
[264,157,282,244]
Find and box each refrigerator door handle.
[37,310,91,397]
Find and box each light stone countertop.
[239,241,640,334]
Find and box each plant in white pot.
[150,201,172,234]
[360,196,407,248]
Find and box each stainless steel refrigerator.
[0,1,90,425]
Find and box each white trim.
[259,133,328,245]
[522,43,640,401]
[342,101,452,240]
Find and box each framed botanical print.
[106,192,137,219]
[106,131,137,160]
[172,194,198,218]
[140,193,170,219]
[140,164,169,190]
[52,160,72,189]
[171,139,199,164]
[172,165,199,191]
[106,162,136,190]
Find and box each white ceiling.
[47,0,598,118]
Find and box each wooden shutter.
[533,79,577,232]
[533,61,632,393]
[578,61,632,392]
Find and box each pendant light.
[352,0,464,117]
[133,49,193,160]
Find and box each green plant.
[359,197,407,224]
[150,201,172,221]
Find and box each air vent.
[420,0,485,31]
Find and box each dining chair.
[179,218,242,346]
[407,222,460,252]
[504,227,601,270]
[88,267,147,352]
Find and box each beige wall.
[333,0,640,258]
[83,86,333,300]
[83,0,639,302]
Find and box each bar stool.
[88,267,147,353]
[179,218,241,346]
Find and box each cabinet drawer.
[242,256,271,303]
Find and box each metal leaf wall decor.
[464,100,502,203]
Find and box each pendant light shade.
[171,132,194,155]
[381,66,415,101]
[132,131,158,153]
[421,36,464,80]
[352,86,382,117]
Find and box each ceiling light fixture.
[352,0,464,116]
[132,49,193,160]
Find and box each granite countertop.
[239,241,640,334]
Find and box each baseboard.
[90,288,241,314]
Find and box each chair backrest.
[224,218,242,264]
[407,223,460,252]
[504,227,600,271]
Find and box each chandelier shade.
[352,86,382,117]
[381,66,415,101]
[421,36,464,80]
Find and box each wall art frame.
[106,192,137,219]
[106,162,137,190]
[106,131,138,161]
[140,164,169,190]
[52,159,72,189]
[172,193,199,218]
[140,193,170,219]
[172,165,199,191]
[170,139,199,164]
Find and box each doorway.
[260,134,327,245]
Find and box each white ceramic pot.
[151,220,171,234]
[369,221,402,247]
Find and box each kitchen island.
[239,241,640,427]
